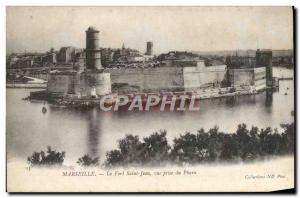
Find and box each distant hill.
[193,49,293,57]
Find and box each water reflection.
[224,94,257,107]
[265,89,273,107]
[87,107,101,158]
[225,96,236,106]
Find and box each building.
[256,49,273,87]
[145,41,153,56]
[7,55,19,68]
[112,44,142,63]
[225,55,255,69]
[126,55,146,62]
[7,50,57,68]
[100,48,115,66]
[41,48,57,66]
[256,49,272,67]
[57,47,77,64]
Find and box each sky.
[6,6,293,55]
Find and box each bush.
[106,130,170,167]
[27,146,65,167]
[171,132,201,163]
[141,130,170,164]
[77,155,99,167]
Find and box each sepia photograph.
[5,6,295,192]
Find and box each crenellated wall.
[228,67,266,90]
[229,68,254,87]
[47,72,76,94]
[183,64,227,90]
[79,72,111,96]
[47,71,111,96]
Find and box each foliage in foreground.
[27,146,65,167]
[26,123,294,167]
[105,123,294,167]
[77,155,99,167]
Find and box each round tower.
[146,41,153,56]
[85,26,102,70]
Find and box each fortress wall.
[106,67,184,92]
[47,72,111,96]
[29,73,48,80]
[47,74,74,94]
[229,67,267,90]
[183,65,227,90]
[79,72,111,96]
[229,68,254,87]
[254,67,266,90]
[47,65,263,96]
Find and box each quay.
[6,83,46,89]
[28,86,260,110]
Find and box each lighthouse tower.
[85,26,102,70]
[47,26,111,97]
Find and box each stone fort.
[47,26,272,97]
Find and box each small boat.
[42,106,47,114]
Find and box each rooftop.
[86,26,99,32]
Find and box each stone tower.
[86,26,102,70]
[256,49,273,87]
[145,41,153,56]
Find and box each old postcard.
[6,6,295,192]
